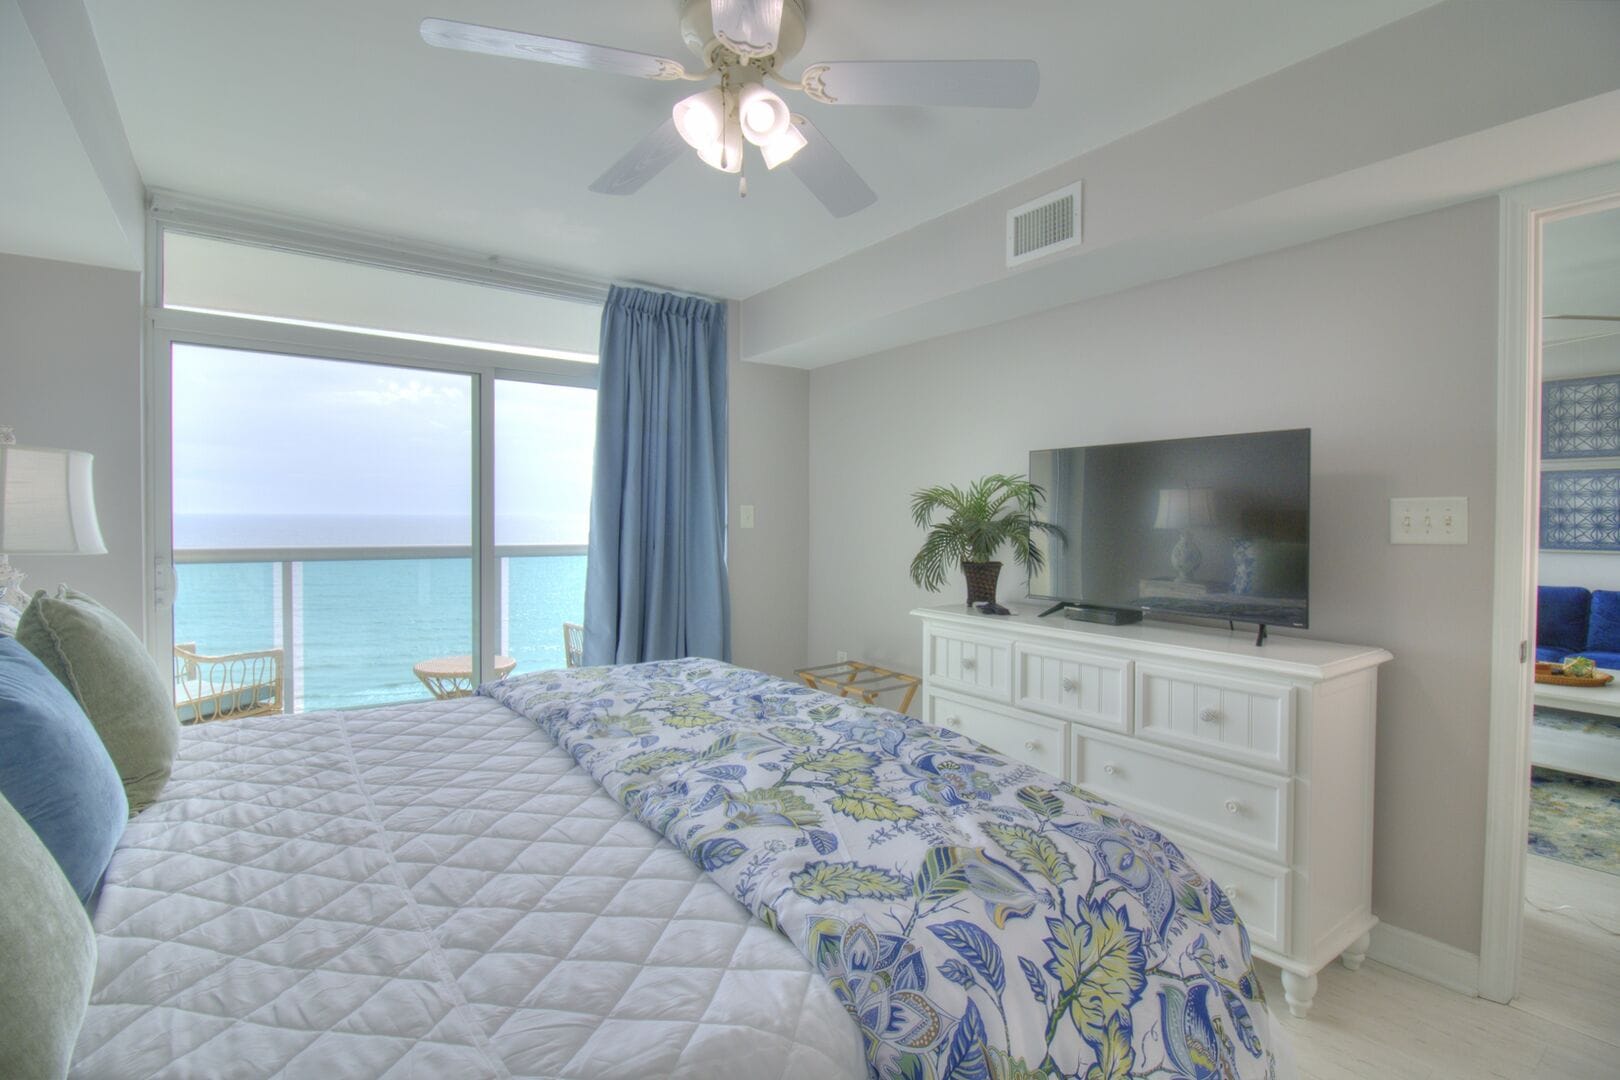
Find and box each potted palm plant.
[909,473,1062,606]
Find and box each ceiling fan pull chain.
[739,173,748,199]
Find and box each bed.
[72,660,1282,1080]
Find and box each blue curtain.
[584,285,730,665]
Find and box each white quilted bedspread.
[71,696,865,1079]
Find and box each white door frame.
[1480,161,1620,1004]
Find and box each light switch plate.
[1390,497,1468,544]
[739,504,755,529]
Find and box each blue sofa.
[1536,585,1620,666]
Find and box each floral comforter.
[484,659,1274,1080]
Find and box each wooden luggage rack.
[794,659,920,713]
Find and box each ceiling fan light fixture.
[673,86,727,154]
[760,122,808,169]
[737,82,791,146]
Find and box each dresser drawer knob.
[1224,883,1242,901]
[1224,799,1243,815]
[945,715,962,729]
[960,657,977,671]
[1023,739,1040,752]
[1061,677,1079,693]
[1198,707,1224,725]
[1103,762,1118,776]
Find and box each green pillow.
[16,588,179,815]
[0,791,96,1079]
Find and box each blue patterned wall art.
[1543,374,1620,459]
[1542,469,1620,551]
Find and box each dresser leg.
[1279,970,1318,1019]
[1340,931,1371,971]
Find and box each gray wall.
[0,251,144,635]
[728,348,810,679]
[805,198,1500,954]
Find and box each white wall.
[727,302,810,679]
[1540,332,1620,592]
[806,198,1499,954]
[0,251,144,634]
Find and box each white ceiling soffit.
[741,1,1620,368]
[84,0,1441,299]
[0,0,139,270]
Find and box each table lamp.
[0,427,107,612]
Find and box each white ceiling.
[79,0,1440,298]
[0,0,129,269]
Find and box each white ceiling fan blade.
[1545,314,1620,320]
[420,18,690,80]
[799,60,1039,108]
[785,116,875,218]
[710,0,783,59]
[589,119,687,196]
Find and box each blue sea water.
[174,555,586,712]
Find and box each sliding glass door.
[494,379,595,674]
[164,342,594,713]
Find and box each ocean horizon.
[173,514,585,712]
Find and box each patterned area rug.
[1528,761,1620,876]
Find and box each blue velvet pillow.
[0,637,127,904]
[1586,590,1620,654]
[1537,585,1591,654]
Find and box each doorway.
[1515,205,1620,1039]
[1482,164,1620,1010]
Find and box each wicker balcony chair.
[174,642,285,724]
[563,622,585,668]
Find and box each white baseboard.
[1366,922,1480,996]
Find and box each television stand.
[912,602,1393,1018]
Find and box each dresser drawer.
[925,629,1012,702]
[1014,643,1131,732]
[1073,732,1290,861]
[929,692,1066,779]
[1174,837,1290,954]
[1135,663,1294,773]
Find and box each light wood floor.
[1260,856,1620,1079]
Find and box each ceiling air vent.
[1006,182,1082,268]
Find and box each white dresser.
[913,603,1392,1019]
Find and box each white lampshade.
[738,82,790,146]
[674,87,726,152]
[674,87,744,173]
[0,444,106,555]
[1154,486,1215,531]
[760,122,808,169]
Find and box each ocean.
[174,550,586,712]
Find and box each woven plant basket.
[961,561,1002,605]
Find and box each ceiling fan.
[420,0,1040,218]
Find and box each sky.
[171,344,594,549]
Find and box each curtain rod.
[150,191,730,306]
[611,278,728,305]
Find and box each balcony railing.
[173,545,585,713]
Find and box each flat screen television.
[1028,428,1310,629]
